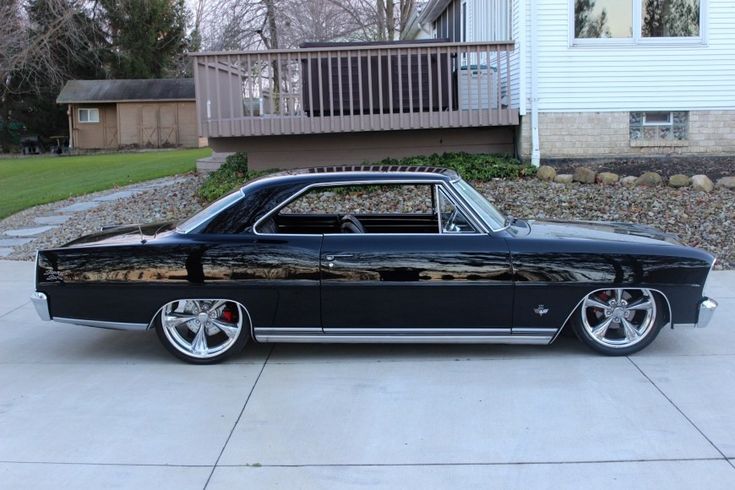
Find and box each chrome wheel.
[160,299,246,360]
[581,288,657,349]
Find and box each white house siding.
[533,0,735,113]
[522,0,735,158]
[508,0,524,111]
[424,0,735,158]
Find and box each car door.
[320,186,513,332]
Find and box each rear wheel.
[155,299,249,364]
[572,288,664,356]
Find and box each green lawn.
[0,148,210,219]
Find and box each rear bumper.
[31,292,51,321]
[696,297,718,328]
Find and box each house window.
[630,111,689,143]
[642,0,700,37]
[575,0,633,39]
[573,0,702,43]
[78,108,100,123]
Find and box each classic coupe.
[32,166,718,363]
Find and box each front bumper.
[696,297,718,328]
[31,292,51,321]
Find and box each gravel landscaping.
[0,174,205,260]
[477,180,733,269]
[1,173,732,269]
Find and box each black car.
[32,166,718,363]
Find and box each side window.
[279,184,433,215]
[257,183,437,235]
[438,188,476,233]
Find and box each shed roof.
[57,79,195,104]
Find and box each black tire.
[571,290,666,356]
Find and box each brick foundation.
[518,110,735,161]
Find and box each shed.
[57,79,201,150]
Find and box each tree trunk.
[386,0,395,40]
[376,0,386,40]
[264,0,281,113]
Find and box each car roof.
[242,165,460,191]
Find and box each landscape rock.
[668,174,691,188]
[536,165,557,181]
[620,176,637,187]
[635,172,663,187]
[691,174,714,193]
[596,172,619,185]
[573,167,596,184]
[554,174,574,184]
[716,176,735,190]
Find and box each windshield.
[451,179,506,230]
[176,190,243,233]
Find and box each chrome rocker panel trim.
[254,327,555,344]
[53,317,149,331]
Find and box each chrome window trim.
[448,180,506,233]
[436,186,479,234]
[252,179,488,236]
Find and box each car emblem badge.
[534,305,549,316]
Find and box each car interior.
[256,183,476,235]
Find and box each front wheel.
[572,288,665,356]
[155,299,250,364]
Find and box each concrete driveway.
[1,259,734,489]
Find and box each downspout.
[530,0,540,166]
[67,105,74,150]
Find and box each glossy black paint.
[35,169,716,336]
[321,234,513,328]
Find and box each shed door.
[141,106,159,147]
[102,106,118,148]
[159,103,178,146]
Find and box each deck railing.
[192,41,518,138]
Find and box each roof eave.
[56,98,195,104]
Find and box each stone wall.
[518,110,735,161]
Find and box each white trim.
[530,0,540,166]
[569,0,706,47]
[642,111,674,126]
[518,0,527,115]
[78,107,100,124]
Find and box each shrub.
[197,152,274,202]
[198,151,535,203]
[371,152,536,181]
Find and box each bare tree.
[0,0,103,98]
[197,0,416,51]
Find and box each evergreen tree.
[101,0,190,79]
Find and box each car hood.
[62,222,177,247]
[515,219,681,246]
